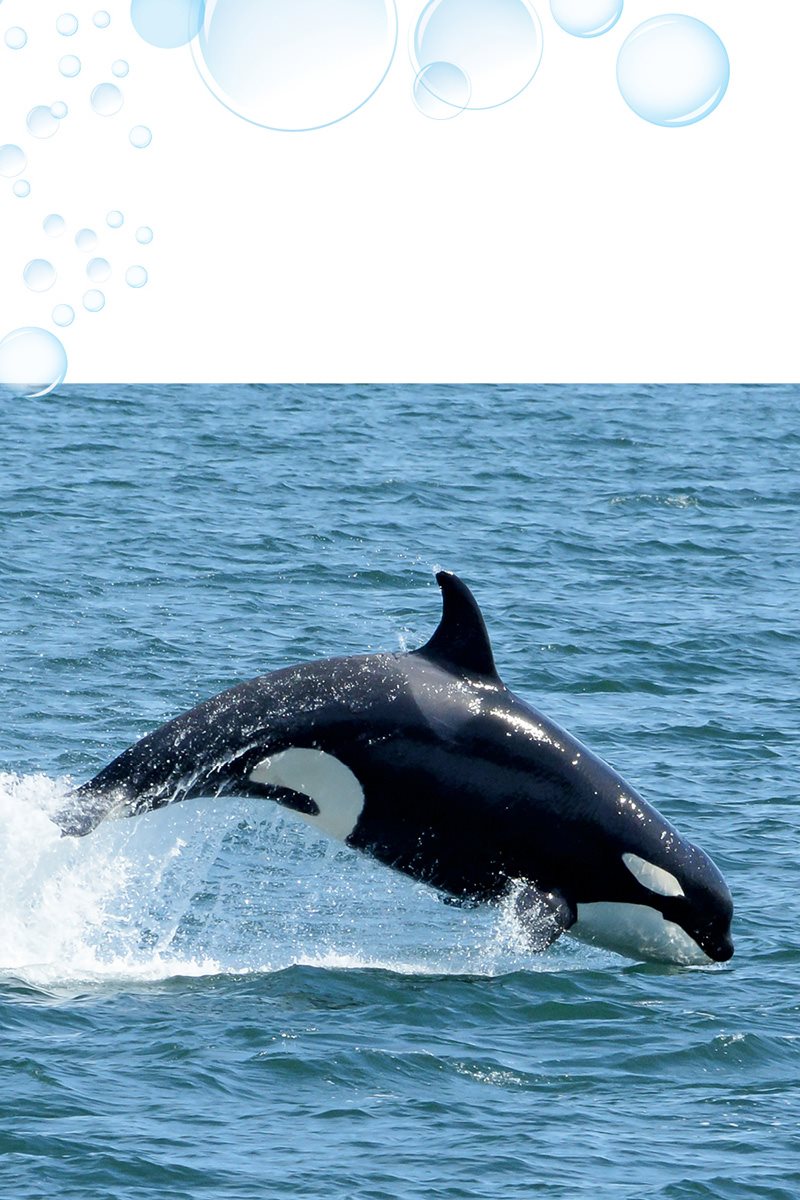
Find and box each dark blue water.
[1,385,798,1199]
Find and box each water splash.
[616,15,729,127]
[0,328,67,398]
[192,0,398,132]
[550,0,622,38]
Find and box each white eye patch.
[249,747,364,842]
[622,852,685,898]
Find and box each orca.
[58,572,734,966]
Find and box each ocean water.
[1,384,798,1199]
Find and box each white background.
[0,0,798,383]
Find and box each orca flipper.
[513,884,577,952]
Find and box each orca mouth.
[705,933,734,963]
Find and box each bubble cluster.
[27,105,60,139]
[192,0,397,132]
[56,13,79,36]
[129,125,152,148]
[0,327,68,399]
[59,54,81,77]
[91,82,123,116]
[52,304,75,328]
[83,289,105,312]
[126,265,148,289]
[5,26,27,50]
[131,0,204,49]
[550,0,622,38]
[414,62,470,120]
[23,260,57,293]
[616,16,729,127]
[44,214,66,237]
[412,0,542,110]
[0,144,26,178]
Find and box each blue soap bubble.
[5,26,27,49]
[13,180,30,198]
[412,0,542,110]
[0,144,26,177]
[131,0,204,49]
[83,289,105,312]
[91,82,123,115]
[93,11,111,28]
[51,101,69,119]
[59,54,81,77]
[56,13,78,36]
[550,0,622,38]
[126,266,148,288]
[87,257,111,282]
[23,260,57,293]
[112,59,129,77]
[52,304,75,328]
[75,228,97,252]
[44,213,66,237]
[107,210,124,228]
[413,62,470,120]
[136,226,153,244]
[0,327,68,399]
[27,105,60,139]
[193,0,397,132]
[129,125,152,148]
[617,16,729,127]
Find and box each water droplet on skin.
[135,226,153,244]
[131,0,204,49]
[52,304,75,328]
[59,54,81,77]
[0,327,68,399]
[412,0,542,110]
[129,125,152,148]
[23,260,57,293]
[192,0,397,132]
[13,180,30,198]
[126,266,148,288]
[413,61,470,119]
[50,101,69,119]
[5,27,27,50]
[44,214,66,237]
[83,289,105,312]
[75,228,97,252]
[616,15,729,127]
[93,11,111,28]
[550,0,622,38]
[91,82,123,116]
[56,14,79,36]
[27,105,60,139]
[87,257,111,282]
[112,59,129,78]
[107,210,124,228]
[0,145,26,178]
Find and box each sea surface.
[1,384,798,1199]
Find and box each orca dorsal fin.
[414,572,498,679]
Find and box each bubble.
[87,257,111,282]
[91,82,123,115]
[106,210,124,228]
[0,144,26,178]
[192,0,397,132]
[52,304,75,328]
[131,0,204,49]
[136,226,153,244]
[5,26,27,49]
[412,0,542,109]
[59,54,81,77]
[93,10,111,28]
[44,214,66,237]
[83,290,105,312]
[550,0,622,38]
[0,327,68,399]
[50,101,69,119]
[75,228,97,252]
[126,265,148,288]
[112,59,129,77]
[616,16,729,127]
[413,62,470,120]
[129,125,152,148]
[27,105,60,139]
[13,180,30,198]
[56,13,78,36]
[23,260,57,293]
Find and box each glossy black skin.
[61,573,734,963]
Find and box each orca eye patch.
[622,853,685,898]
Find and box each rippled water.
[1,385,798,1198]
